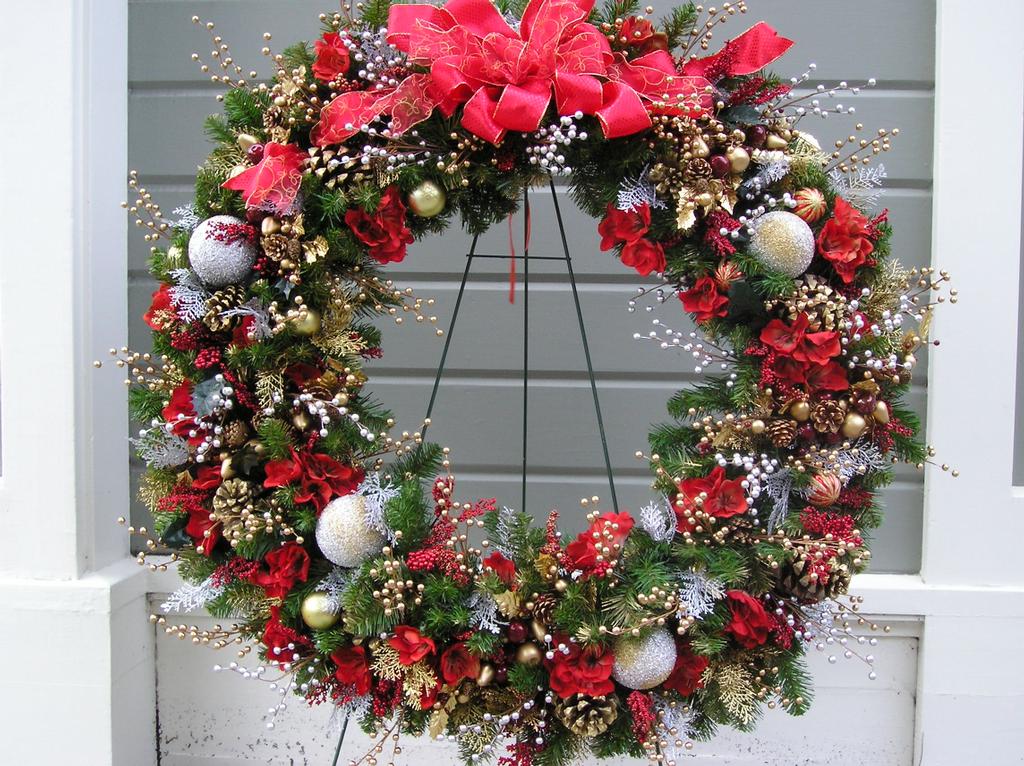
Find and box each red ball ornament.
[793,188,827,223]
[507,621,528,643]
[709,154,731,178]
[247,143,265,163]
[807,473,843,507]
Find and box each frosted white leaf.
[358,472,401,544]
[316,567,359,612]
[829,163,887,209]
[806,441,888,487]
[168,268,211,323]
[468,591,506,635]
[131,427,190,468]
[171,203,201,232]
[677,570,726,620]
[220,299,272,340]
[762,467,794,533]
[639,498,676,543]
[492,505,521,559]
[161,575,224,613]
[617,169,666,212]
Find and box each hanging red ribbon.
[680,21,793,80]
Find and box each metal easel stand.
[330,178,619,764]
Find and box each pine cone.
[212,478,254,518]
[555,695,618,738]
[766,419,797,448]
[811,401,845,433]
[785,274,847,332]
[261,233,301,263]
[203,285,247,332]
[778,557,852,602]
[531,594,557,626]
[223,420,249,448]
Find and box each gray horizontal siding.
[128,0,934,573]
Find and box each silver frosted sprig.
[617,168,666,213]
[168,268,211,323]
[161,575,225,613]
[357,472,402,543]
[829,163,887,209]
[639,498,676,543]
[131,427,190,469]
[220,299,273,341]
[762,467,794,533]
[316,567,359,612]
[677,570,726,621]
[468,591,506,635]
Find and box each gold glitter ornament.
[407,181,446,218]
[611,628,677,690]
[300,592,340,630]
[315,494,385,567]
[747,211,815,278]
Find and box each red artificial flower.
[344,185,414,264]
[771,355,809,388]
[222,142,307,215]
[439,642,481,685]
[144,284,175,331]
[662,640,709,696]
[162,381,200,441]
[483,551,516,587]
[598,203,650,251]
[263,448,364,514]
[817,197,875,284]
[331,645,372,696]
[262,607,309,668]
[388,626,436,665]
[621,237,666,276]
[191,464,223,491]
[805,360,849,392]
[250,542,311,599]
[419,678,442,710]
[675,465,747,524]
[619,16,670,54]
[564,511,634,577]
[793,329,841,365]
[760,314,809,355]
[547,640,615,699]
[723,590,774,649]
[679,276,729,323]
[185,502,220,556]
[313,32,351,83]
[231,315,257,348]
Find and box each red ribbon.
[681,21,793,79]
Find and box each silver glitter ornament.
[188,215,257,287]
[315,494,385,568]
[748,211,815,278]
[612,628,677,690]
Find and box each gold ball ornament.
[292,410,312,431]
[476,663,496,687]
[841,412,869,439]
[515,642,542,666]
[261,216,283,236]
[291,308,322,336]
[220,455,237,480]
[530,618,548,644]
[407,181,446,218]
[793,188,828,223]
[873,400,891,424]
[300,592,340,630]
[726,145,751,173]
[748,211,815,278]
[611,628,677,690]
[750,419,766,434]
[789,400,811,422]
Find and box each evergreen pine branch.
[659,3,699,50]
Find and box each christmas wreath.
[111,0,954,763]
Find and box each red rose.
[662,640,709,696]
[817,197,875,284]
[483,551,516,587]
[675,466,747,523]
[547,640,615,698]
[598,203,650,251]
[388,626,436,665]
[805,360,849,392]
[760,314,809,355]
[250,542,311,599]
[262,607,309,668]
[723,591,774,649]
[144,284,175,330]
[440,642,481,685]
[332,645,372,696]
[621,237,666,276]
[679,276,729,323]
[263,448,363,514]
[345,185,414,264]
[313,32,351,83]
[793,330,841,365]
[222,142,307,215]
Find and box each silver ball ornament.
[748,211,815,278]
[315,494,385,568]
[407,181,446,218]
[188,215,257,287]
[611,627,677,690]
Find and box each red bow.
[387,0,609,143]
